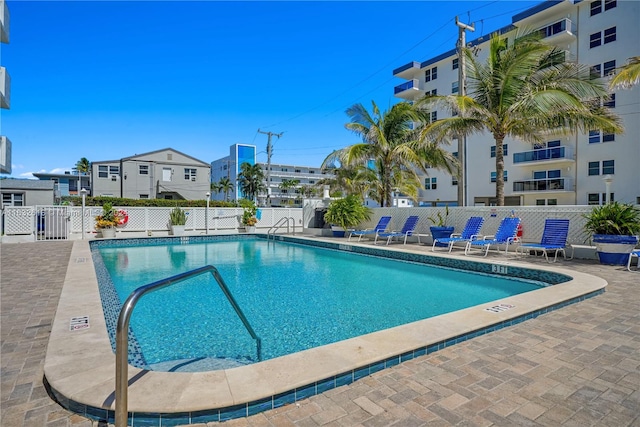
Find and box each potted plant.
[169,206,187,236]
[324,195,372,237]
[583,202,640,265]
[239,199,258,233]
[428,206,454,247]
[94,202,122,238]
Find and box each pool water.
[97,238,544,371]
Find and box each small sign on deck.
[484,303,515,313]
[70,316,90,331]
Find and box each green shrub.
[583,202,640,236]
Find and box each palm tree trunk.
[494,134,506,206]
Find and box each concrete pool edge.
[43,238,607,425]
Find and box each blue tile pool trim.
[68,235,590,426]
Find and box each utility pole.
[257,129,283,206]
[455,16,474,207]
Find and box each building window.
[603,60,616,76]
[98,165,108,178]
[139,165,149,175]
[590,0,602,16]
[588,161,600,176]
[184,168,197,181]
[139,194,149,199]
[309,180,315,184]
[547,199,558,205]
[603,93,615,108]
[590,31,602,48]
[426,89,437,96]
[425,66,438,82]
[109,166,119,175]
[452,58,459,70]
[424,177,437,190]
[451,81,459,94]
[2,193,24,207]
[589,130,615,143]
[536,199,546,206]
[604,26,616,44]
[490,144,508,158]
[603,131,615,142]
[452,176,458,185]
[295,169,301,173]
[431,111,437,123]
[281,168,288,172]
[604,0,616,11]
[309,170,315,174]
[490,171,508,182]
[590,63,602,79]
[588,193,601,205]
[602,159,614,174]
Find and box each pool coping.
[43,236,607,425]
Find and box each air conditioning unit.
[111,175,118,181]
[191,177,196,182]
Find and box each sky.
[1,0,541,179]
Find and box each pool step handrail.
[267,216,296,239]
[115,265,261,427]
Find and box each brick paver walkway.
[1,241,638,426]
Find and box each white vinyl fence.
[1,206,303,240]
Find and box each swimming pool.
[44,236,606,425]
[93,235,560,372]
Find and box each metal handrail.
[267,216,296,239]
[115,265,261,427]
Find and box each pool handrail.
[267,216,296,239]
[115,265,262,427]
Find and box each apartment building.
[210,144,332,206]
[92,148,211,200]
[0,0,11,174]
[393,0,639,206]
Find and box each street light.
[205,192,210,235]
[603,175,613,204]
[80,188,87,239]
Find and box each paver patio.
[1,239,638,426]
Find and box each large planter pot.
[592,234,639,265]
[100,228,116,239]
[245,226,256,233]
[170,225,185,236]
[430,226,455,247]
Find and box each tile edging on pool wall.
[48,236,601,426]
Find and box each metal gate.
[35,206,70,241]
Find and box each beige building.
[92,148,210,200]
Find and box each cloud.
[18,172,37,179]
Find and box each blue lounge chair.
[348,216,392,242]
[431,216,484,253]
[464,217,521,256]
[374,216,420,245]
[627,250,640,271]
[515,219,570,262]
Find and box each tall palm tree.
[217,177,234,202]
[323,101,456,207]
[74,157,91,194]
[319,164,378,202]
[610,56,640,90]
[418,31,623,206]
[237,162,265,203]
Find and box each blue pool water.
[96,237,544,371]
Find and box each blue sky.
[2,0,539,179]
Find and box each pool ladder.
[114,265,261,427]
[267,216,296,240]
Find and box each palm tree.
[610,56,640,89]
[318,164,378,202]
[418,31,623,206]
[323,101,456,207]
[74,157,91,195]
[237,162,265,203]
[279,179,300,205]
[217,177,234,202]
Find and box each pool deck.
[1,236,639,426]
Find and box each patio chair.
[627,250,640,271]
[464,217,521,257]
[431,216,484,253]
[374,216,420,245]
[348,216,392,242]
[515,219,570,262]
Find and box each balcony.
[392,61,421,79]
[513,177,573,193]
[537,18,576,45]
[394,79,422,101]
[1,0,9,44]
[0,66,10,109]
[512,145,574,165]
